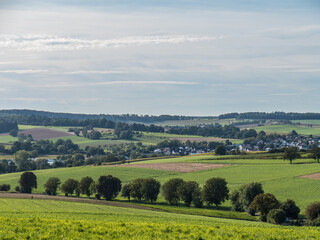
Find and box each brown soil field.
[19,128,73,140]
[300,172,320,180]
[169,137,237,142]
[114,162,230,173]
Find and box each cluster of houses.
[239,135,320,152]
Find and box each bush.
[162,178,184,205]
[280,199,300,220]
[267,209,286,224]
[305,202,320,221]
[0,184,10,191]
[202,177,229,207]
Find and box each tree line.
[219,112,320,120]
[0,120,18,134]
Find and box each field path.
[0,193,161,211]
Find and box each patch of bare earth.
[19,128,73,140]
[300,173,320,180]
[169,137,237,142]
[114,163,230,173]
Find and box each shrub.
[280,199,300,220]
[0,184,10,191]
[162,178,184,205]
[305,202,320,221]
[267,209,286,225]
[202,177,229,207]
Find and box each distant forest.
[218,112,320,120]
[0,109,212,124]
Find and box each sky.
[0,0,319,116]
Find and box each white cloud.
[0,69,48,74]
[39,80,198,88]
[0,34,226,52]
[271,93,307,96]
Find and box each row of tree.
[0,120,18,134]
[218,112,320,120]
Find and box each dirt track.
[114,162,230,173]
[0,193,160,211]
[300,172,320,180]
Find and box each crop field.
[0,198,319,239]
[252,124,320,136]
[292,120,320,125]
[1,154,320,210]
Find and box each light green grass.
[253,124,320,136]
[0,135,18,144]
[1,154,320,210]
[292,120,320,125]
[0,199,319,239]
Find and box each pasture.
[252,124,320,136]
[1,154,320,210]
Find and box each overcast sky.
[0,0,319,116]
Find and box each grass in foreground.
[0,198,319,239]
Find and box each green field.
[1,154,320,210]
[0,198,319,239]
[292,120,320,125]
[253,124,320,136]
[153,118,238,126]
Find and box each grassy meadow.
[0,198,319,239]
[253,124,320,136]
[0,154,320,210]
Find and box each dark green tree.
[44,177,61,195]
[311,147,320,163]
[14,150,33,171]
[96,175,121,200]
[141,178,160,203]
[79,176,94,196]
[202,177,229,207]
[250,193,280,221]
[239,182,264,212]
[121,183,132,201]
[215,145,226,155]
[162,178,184,205]
[280,199,300,220]
[19,171,37,193]
[61,179,79,196]
[130,178,144,201]
[177,181,201,207]
[283,147,300,164]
